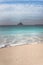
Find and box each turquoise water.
[0,26,43,48]
[0,26,43,34]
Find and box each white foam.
[0,34,43,48]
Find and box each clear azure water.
[0,26,43,48]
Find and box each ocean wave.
[0,34,43,48]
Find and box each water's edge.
[0,33,43,48]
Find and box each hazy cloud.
[0,4,43,25]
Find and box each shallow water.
[0,26,43,48]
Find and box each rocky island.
[17,22,23,26]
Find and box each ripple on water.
[0,34,43,48]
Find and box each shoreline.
[0,42,43,49]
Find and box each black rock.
[17,22,23,26]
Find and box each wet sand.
[0,44,43,65]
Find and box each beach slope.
[0,44,43,65]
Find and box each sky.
[0,0,43,25]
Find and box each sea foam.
[0,33,43,48]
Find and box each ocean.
[0,25,43,48]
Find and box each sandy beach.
[0,44,43,65]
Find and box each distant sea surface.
[0,25,43,48]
